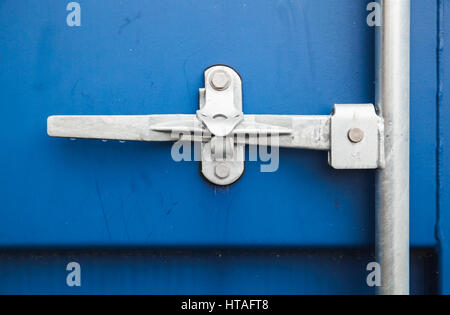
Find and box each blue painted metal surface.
[0,0,441,293]
[0,250,438,294]
[438,0,450,295]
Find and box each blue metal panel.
[0,0,437,248]
[0,0,441,294]
[410,0,438,247]
[0,250,437,295]
[438,0,450,295]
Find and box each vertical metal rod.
[375,0,410,295]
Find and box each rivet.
[348,128,364,143]
[215,163,230,179]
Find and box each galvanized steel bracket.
[47,65,385,186]
[329,104,385,169]
[198,66,245,185]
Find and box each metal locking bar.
[375,0,410,295]
[48,65,385,186]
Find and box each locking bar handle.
[47,114,327,150]
[47,65,385,185]
[47,105,384,170]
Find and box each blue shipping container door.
[0,0,443,294]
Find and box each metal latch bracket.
[329,104,385,169]
[47,65,385,186]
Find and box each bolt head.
[215,163,230,179]
[210,70,231,91]
[348,128,364,143]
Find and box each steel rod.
[47,114,331,150]
[375,0,410,295]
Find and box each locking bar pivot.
[47,65,385,186]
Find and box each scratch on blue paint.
[118,11,142,34]
[95,180,112,240]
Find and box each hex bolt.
[215,163,230,179]
[210,70,231,91]
[348,128,364,143]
